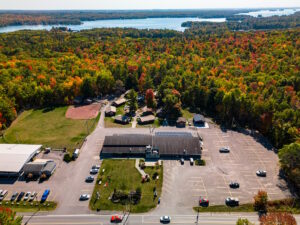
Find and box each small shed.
[193,114,205,127]
[114,115,130,124]
[176,117,187,128]
[138,115,155,125]
[23,162,45,177]
[105,106,117,117]
[112,98,126,107]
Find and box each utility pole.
[196,207,199,225]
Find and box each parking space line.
[222,175,232,197]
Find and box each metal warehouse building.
[101,132,202,159]
[0,144,42,176]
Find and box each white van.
[73,149,80,159]
[190,158,194,165]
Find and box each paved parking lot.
[156,124,291,214]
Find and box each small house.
[193,114,205,127]
[176,117,186,128]
[141,107,154,116]
[105,106,117,117]
[112,98,126,107]
[138,115,155,125]
[114,115,130,124]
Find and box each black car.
[11,192,19,201]
[229,182,240,189]
[17,192,25,201]
[225,197,239,206]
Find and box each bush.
[254,190,268,212]
[195,159,206,166]
[63,153,73,162]
[260,212,296,225]
[236,218,254,225]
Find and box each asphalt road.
[23,213,262,225]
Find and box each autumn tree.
[0,207,22,225]
[254,190,268,212]
[163,89,182,120]
[96,70,115,96]
[260,212,296,225]
[145,89,156,109]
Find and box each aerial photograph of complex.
[0,0,299,224]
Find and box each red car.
[199,197,209,207]
[111,215,123,223]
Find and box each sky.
[0,0,300,10]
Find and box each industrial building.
[0,144,42,176]
[101,132,202,160]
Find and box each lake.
[0,17,226,33]
[237,8,300,17]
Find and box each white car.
[23,192,31,201]
[219,147,230,153]
[79,194,90,201]
[160,215,171,223]
[29,192,37,201]
[256,170,267,177]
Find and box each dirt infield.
[65,104,100,119]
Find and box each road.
[23,213,263,225]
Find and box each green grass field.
[1,106,99,151]
[136,118,161,128]
[181,108,194,120]
[104,117,132,128]
[90,159,163,213]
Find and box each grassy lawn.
[0,201,57,212]
[136,118,161,128]
[0,106,99,151]
[181,108,194,120]
[104,117,132,128]
[90,159,163,213]
[193,199,300,214]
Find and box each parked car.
[23,192,31,201]
[110,215,123,223]
[190,158,194,165]
[11,192,18,201]
[17,192,25,202]
[225,197,239,206]
[29,192,37,201]
[73,149,80,159]
[229,182,240,189]
[44,147,51,154]
[79,194,90,201]
[180,158,184,165]
[41,189,50,202]
[256,170,267,177]
[85,176,95,182]
[0,190,8,201]
[160,215,171,223]
[92,165,101,170]
[199,197,209,207]
[219,147,230,153]
[90,168,99,174]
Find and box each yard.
[181,108,194,120]
[1,106,99,151]
[90,159,163,213]
[104,105,132,128]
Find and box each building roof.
[113,98,126,106]
[42,161,56,173]
[114,115,130,123]
[139,115,155,123]
[23,162,45,174]
[176,117,187,123]
[0,144,42,173]
[102,132,201,156]
[105,106,116,113]
[193,114,205,122]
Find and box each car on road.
[229,182,240,189]
[44,147,51,154]
[0,190,8,201]
[190,158,194,165]
[41,189,50,202]
[219,147,230,153]
[110,215,123,223]
[17,192,25,202]
[199,197,209,207]
[92,165,100,170]
[85,176,95,182]
[160,215,171,223]
[23,192,31,201]
[29,192,37,201]
[90,168,99,174]
[180,158,184,165]
[225,197,239,206]
[79,194,90,201]
[256,170,267,177]
[11,192,18,201]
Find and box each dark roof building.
[101,132,202,159]
[114,115,130,124]
[193,114,205,126]
[138,115,155,125]
[176,117,186,127]
[105,106,116,117]
[23,163,45,176]
[112,98,126,107]
[41,161,56,177]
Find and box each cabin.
[138,115,155,125]
[105,106,117,117]
[112,98,126,107]
[193,114,205,127]
[176,117,186,128]
[114,115,130,124]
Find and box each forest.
[0,27,299,190]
